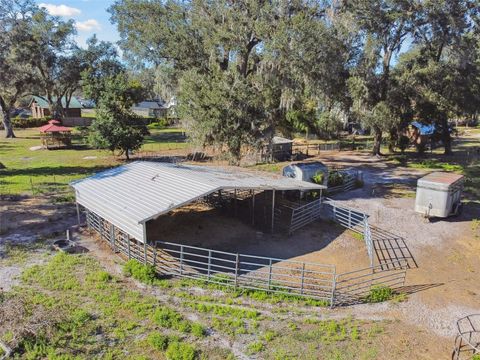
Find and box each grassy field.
[0,127,188,196]
[0,249,408,360]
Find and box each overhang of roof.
[71,161,325,242]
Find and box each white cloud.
[38,3,81,17]
[75,19,101,32]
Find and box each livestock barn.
[72,161,325,244]
[70,162,336,301]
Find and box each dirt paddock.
[146,201,370,274]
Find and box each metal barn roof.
[71,161,325,242]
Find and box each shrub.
[365,285,393,303]
[327,171,344,187]
[311,171,324,185]
[147,332,169,351]
[147,118,170,129]
[11,116,50,129]
[263,330,277,342]
[190,322,206,337]
[123,259,157,284]
[165,341,196,360]
[151,307,190,333]
[246,341,264,354]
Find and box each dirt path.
[310,134,480,350]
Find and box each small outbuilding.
[282,162,329,187]
[31,96,82,118]
[132,100,167,118]
[39,120,72,149]
[261,136,294,162]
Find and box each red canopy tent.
[39,120,72,148]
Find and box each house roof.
[133,101,165,110]
[31,96,82,109]
[272,136,294,145]
[71,161,325,242]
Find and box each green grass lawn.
[0,127,188,196]
[0,250,397,360]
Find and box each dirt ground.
[1,132,479,359]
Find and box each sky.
[35,0,119,48]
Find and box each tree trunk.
[388,128,397,153]
[441,118,452,155]
[372,126,382,156]
[0,97,15,138]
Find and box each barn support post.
[110,224,115,250]
[142,224,147,264]
[76,202,81,226]
[234,188,237,216]
[251,190,255,225]
[234,253,240,289]
[271,189,276,233]
[144,242,147,265]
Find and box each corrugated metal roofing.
[31,95,82,109]
[72,161,325,243]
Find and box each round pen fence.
[84,196,411,307]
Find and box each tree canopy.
[109,0,479,159]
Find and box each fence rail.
[322,198,374,267]
[334,260,408,305]
[84,207,409,307]
[326,170,360,194]
[289,199,322,234]
[155,240,336,304]
[292,142,341,156]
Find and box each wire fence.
[0,175,77,198]
[322,197,374,267]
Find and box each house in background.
[131,97,177,118]
[30,96,82,118]
[132,100,167,118]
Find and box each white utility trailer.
[415,172,464,218]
